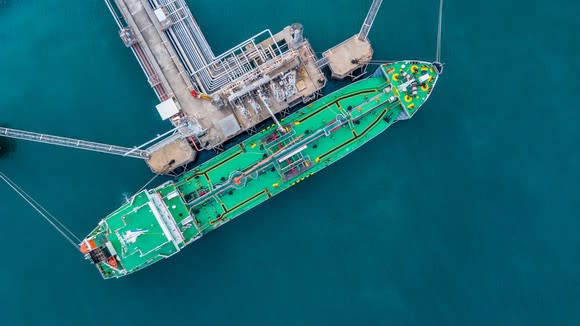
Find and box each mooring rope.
[1,172,81,243]
[136,173,160,193]
[436,0,444,63]
[0,171,81,249]
[367,60,393,65]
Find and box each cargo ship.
[80,61,441,278]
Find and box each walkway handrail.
[0,127,151,159]
[358,0,384,41]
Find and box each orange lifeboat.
[79,239,96,254]
[107,257,118,269]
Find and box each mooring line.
[0,171,80,249]
[436,0,444,63]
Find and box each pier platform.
[147,139,195,174]
[110,0,326,154]
[323,35,373,79]
[0,0,385,175]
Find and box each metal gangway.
[0,118,204,160]
[0,127,151,159]
[316,56,329,69]
[358,0,383,41]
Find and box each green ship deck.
[80,61,440,278]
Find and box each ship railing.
[277,153,309,174]
[264,128,297,153]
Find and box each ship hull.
[81,61,440,278]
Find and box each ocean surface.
[0,0,578,325]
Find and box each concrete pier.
[109,0,326,153]
[147,139,196,174]
[1,0,384,175]
[104,0,378,173]
[323,36,373,79]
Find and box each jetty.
[1,0,383,174]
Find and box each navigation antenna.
[434,0,445,74]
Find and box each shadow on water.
[0,123,17,159]
[0,1,12,11]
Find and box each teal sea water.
[1,0,579,324]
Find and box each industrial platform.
[1,0,384,175]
